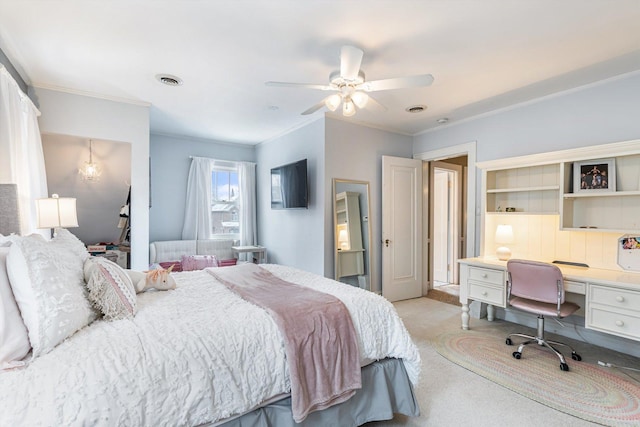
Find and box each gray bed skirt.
[217,358,419,427]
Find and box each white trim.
[477,139,640,170]
[414,141,477,258]
[415,68,640,137]
[31,83,151,107]
[258,115,325,146]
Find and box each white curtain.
[0,65,48,237]
[238,161,257,251]
[181,156,213,240]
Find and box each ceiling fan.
[265,45,434,117]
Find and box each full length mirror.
[333,179,372,291]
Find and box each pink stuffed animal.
[136,265,177,292]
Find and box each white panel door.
[382,156,423,302]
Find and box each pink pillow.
[159,261,182,272]
[218,258,238,267]
[181,255,218,271]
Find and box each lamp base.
[496,246,512,261]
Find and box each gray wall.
[42,134,131,245]
[325,118,413,293]
[413,71,640,256]
[0,48,27,93]
[256,118,326,275]
[149,133,256,242]
[30,87,150,269]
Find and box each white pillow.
[7,229,97,357]
[85,257,137,320]
[0,246,30,368]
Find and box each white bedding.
[0,264,420,427]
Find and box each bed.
[0,230,420,426]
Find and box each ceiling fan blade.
[340,45,364,81]
[301,99,329,115]
[365,95,387,112]
[362,74,434,92]
[265,81,333,91]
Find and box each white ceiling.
[1,0,639,145]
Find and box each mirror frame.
[333,178,372,290]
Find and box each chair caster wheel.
[560,363,570,371]
[506,338,512,345]
[512,351,521,359]
[571,352,582,361]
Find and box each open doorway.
[415,141,476,300]
[430,157,466,288]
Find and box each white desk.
[459,257,640,342]
[232,245,267,264]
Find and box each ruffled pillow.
[85,257,137,320]
[181,254,218,271]
[0,246,30,369]
[6,229,96,357]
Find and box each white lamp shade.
[343,99,356,117]
[36,195,78,229]
[351,91,369,108]
[324,94,342,112]
[495,224,513,261]
[495,224,514,244]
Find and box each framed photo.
[573,158,616,193]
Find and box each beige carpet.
[366,297,640,427]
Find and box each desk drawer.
[564,280,586,295]
[468,266,504,286]
[469,281,505,307]
[587,307,640,341]
[589,285,640,313]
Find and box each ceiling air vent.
[156,74,183,86]
[405,105,427,113]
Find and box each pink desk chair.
[505,259,582,371]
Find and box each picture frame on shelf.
[573,158,616,193]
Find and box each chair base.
[506,315,582,371]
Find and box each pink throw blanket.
[208,264,361,422]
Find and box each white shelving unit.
[484,164,560,214]
[478,140,640,240]
[560,154,640,233]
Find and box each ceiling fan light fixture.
[325,94,342,112]
[351,91,369,109]
[343,99,356,117]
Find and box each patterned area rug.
[433,329,640,426]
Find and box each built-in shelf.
[564,190,640,199]
[482,146,640,234]
[488,185,560,194]
[485,164,560,214]
[561,153,640,232]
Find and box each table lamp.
[495,224,514,261]
[337,227,349,250]
[36,194,78,237]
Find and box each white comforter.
[0,264,420,427]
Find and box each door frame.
[414,141,477,291]
[431,162,462,285]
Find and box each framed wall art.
[573,158,616,193]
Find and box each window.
[211,167,239,237]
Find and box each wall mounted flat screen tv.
[271,159,308,209]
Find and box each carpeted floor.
[367,297,640,427]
